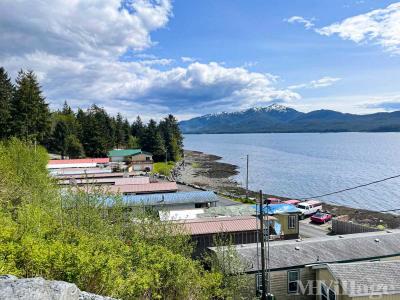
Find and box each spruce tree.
[142,119,165,161]
[80,105,114,157]
[11,70,51,143]
[52,119,69,158]
[159,114,184,161]
[114,113,125,148]
[65,134,84,158]
[0,67,13,139]
[131,116,145,146]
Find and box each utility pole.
[246,154,249,199]
[259,190,267,300]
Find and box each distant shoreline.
[177,149,400,229]
[182,131,400,135]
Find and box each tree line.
[0,67,183,161]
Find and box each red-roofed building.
[47,158,109,169]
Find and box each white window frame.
[287,269,300,294]
[320,283,336,300]
[288,215,297,229]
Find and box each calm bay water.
[184,133,400,212]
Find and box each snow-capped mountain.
[179,104,400,133]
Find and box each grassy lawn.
[152,161,175,176]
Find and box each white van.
[297,200,322,218]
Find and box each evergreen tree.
[122,118,131,146]
[131,116,145,146]
[0,67,13,139]
[65,134,84,158]
[159,114,184,161]
[61,101,73,115]
[114,113,125,148]
[11,70,51,143]
[142,119,165,161]
[127,135,140,149]
[52,119,69,158]
[80,105,114,157]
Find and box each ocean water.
[184,133,400,212]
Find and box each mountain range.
[179,104,400,133]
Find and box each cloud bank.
[0,0,299,121]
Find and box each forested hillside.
[179,104,400,133]
[0,67,183,161]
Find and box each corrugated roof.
[48,158,109,164]
[212,230,400,272]
[199,205,255,218]
[159,209,205,221]
[181,216,277,235]
[58,177,150,186]
[254,203,301,214]
[108,149,150,157]
[328,260,400,297]
[56,172,136,179]
[115,191,219,206]
[109,182,178,194]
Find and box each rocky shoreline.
[177,150,400,229]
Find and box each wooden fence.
[331,218,380,235]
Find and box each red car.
[310,212,332,224]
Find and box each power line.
[299,173,400,201]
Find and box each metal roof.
[159,209,205,221]
[108,149,151,157]
[327,260,400,297]
[254,203,301,214]
[181,216,276,235]
[198,205,256,218]
[48,158,109,165]
[109,182,178,194]
[58,177,150,186]
[107,191,219,207]
[211,230,400,272]
[56,172,137,179]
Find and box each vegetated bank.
[177,150,400,229]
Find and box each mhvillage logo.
[294,280,396,299]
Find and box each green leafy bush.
[0,139,222,299]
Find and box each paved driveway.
[299,219,331,238]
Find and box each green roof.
[108,149,143,157]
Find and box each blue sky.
[1,0,400,120]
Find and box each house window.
[256,273,269,295]
[321,283,336,300]
[288,215,297,229]
[146,156,151,161]
[287,270,300,293]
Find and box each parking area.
[299,218,331,238]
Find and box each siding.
[254,268,316,300]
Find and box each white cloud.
[181,56,197,63]
[285,16,315,29]
[316,2,400,54]
[289,76,341,90]
[0,0,173,58]
[138,58,174,66]
[0,0,301,121]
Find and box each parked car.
[297,200,323,218]
[266,197,282,204]
[310,212,332,224]
[283,199,301,206]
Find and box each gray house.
[209,230,400,300]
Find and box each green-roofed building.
[108,149,153,172]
